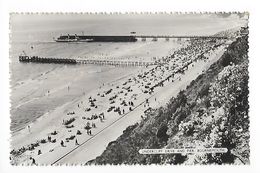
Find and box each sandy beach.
[10,40,181,132]
[10,37,230,165]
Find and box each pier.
[135,35,227,41]
[18,55,155,67]
[55,34,227,42]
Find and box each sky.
[10,13,248,42]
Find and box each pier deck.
[18,56,155,67]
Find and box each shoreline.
[10,65,143,133]
[11,65,146,136]
[10,41,181,133]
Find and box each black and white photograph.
[7,12,250,166]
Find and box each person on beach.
[38,149,42,155]
[60,140,64,147]
[32,158,36,165]
[75,139,79,145]
[30,157,36,165]
[27,125,31,133]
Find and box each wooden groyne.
[18,55,155,67]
